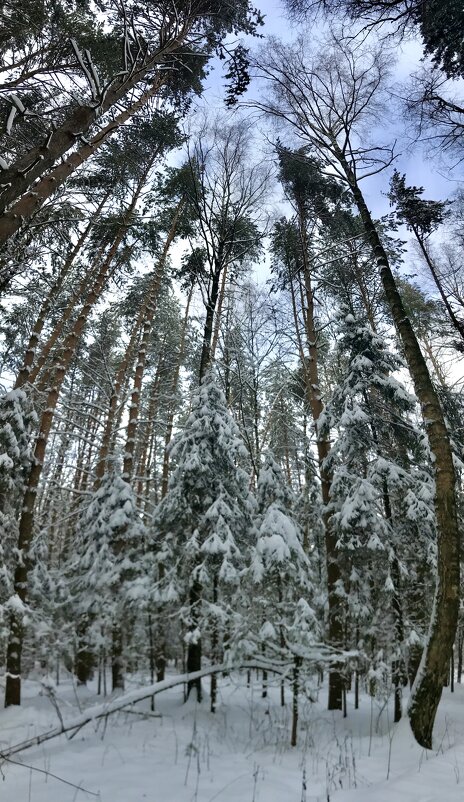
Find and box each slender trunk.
[391,551,405,723]
[111,626,124,691]
[298,205,343,711]
[15,194,109,390]
[135,367,163,507]
[412,227,464,344]
[161,284,193,497]
[210,265,228,362]
[369,405,405,724]
[210,575,219,713]
[199,259,223,382]
[421,332,449,386]
[350,244,378,331]
[122,202,183,482]
[186,257,224,692]
[4,178,148,707]
[94,311,143,486]
[148,615,156,711]
[110,209,177,688]
[278,575,285,707]
[28,242,108,389]
[261,638,268,699]
[458,627,463,683]
[75,614,94,685]
[291,656,302,747]
[155,564,167,684]
[186,580,202,701]
[339,150,460,748]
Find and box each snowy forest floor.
[1,671,464,801]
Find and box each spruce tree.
[152,371,254,705]
[320,312,436,720]
[69,473,145,689]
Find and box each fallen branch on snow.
[0,660,289,759]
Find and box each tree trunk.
[186,580,203,701]
[14,193,109,389]
[0,23,193,247]
[111,626,125,691]
[412,225,464,345]
[199,260,223,382]
[135,366,163,508]
[4,177,148,707]
[122,201,183,483]
[458,627,463,683]
[339,150,460,748]
[210,574,219,713]
[291,656,301,747]
[28,242,108,389]
[210,265,228,362]
[75,615,94,685]
[297,204,343,711]
[110,211,175,687]
[160,284,193,497]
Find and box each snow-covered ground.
[1,671,464,801]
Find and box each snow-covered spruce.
[0,388,36,649]
[151,371,255,706]
[319,312,437,719]
[68,473,145,690]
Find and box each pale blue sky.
[199,0,462,214]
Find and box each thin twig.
[0,755,99,797]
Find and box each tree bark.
[28,242,108,389]
[210,265,228,362]
[297,203,343,711]
[411,225,464,345]
[14,193,109,389]
[160,283,193,497]
[122,199,184,482]
[186,580,203,701]
[0,20,193,247]
[337,149,460,748]
[199,259,223,382]
[4,176,148,706]
[210,575,219,713]
[291,656,302,746]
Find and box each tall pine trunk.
[161,284,194,498]
[337,148,460,748]
[14,193,109,389]
[4,175,149,706]
[297,204,343,711]
[0,21,194,247]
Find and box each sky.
[176,0,463,301]
[198,0,462,213]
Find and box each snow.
[2,673,464,801]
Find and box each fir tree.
[0,388,36,657]
[152,371,254,706]
[69,473,145,689]
[249,453,317,700]
[320,312,436,720]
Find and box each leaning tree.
[250,35,460,748]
